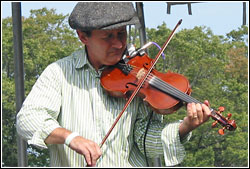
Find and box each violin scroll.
[211,106,237,135]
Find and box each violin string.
[128,65,202,104]
[146,74,194,103]
[152,77,216,112]
[149,76,203,104]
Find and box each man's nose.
[111,36,123,49]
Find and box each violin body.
[101,54,191,114]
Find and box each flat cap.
[69,2,140,31]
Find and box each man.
[16,2,211,167]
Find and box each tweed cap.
[69,2,140,31]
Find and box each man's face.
[78,27,127,70]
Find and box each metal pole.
[12,2,28,167]
[243,2,246,25]
[135,2,147,47]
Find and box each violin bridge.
[136,68,146,80]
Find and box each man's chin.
[108,55,123,65]
[106,60,120,66]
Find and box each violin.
[98,19,236,148]
[100,53,237,135]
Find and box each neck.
[85,47,102,72]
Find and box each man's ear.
[77,30,88,44]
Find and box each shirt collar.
[74,46,127,74]
[75,47,93,70]
[74,47,106,77]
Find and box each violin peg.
[227,113,232,119]
[218,106,225,112]
[218,128,225,135]
[212,121,218,128]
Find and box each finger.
[202,103,211,121]
[83,151,92,166]
[86,142,102,167]
[187,103,193,119]
[79,141,96,166]
[191,103,198,119]
[88,144,102,167]
[196,103,203,123]
[204,100,210,107]
[71,138,93,166]
[90,144,102,166]
[69,137,100,166]
[87,145,98,166]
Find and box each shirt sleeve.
[133,101,192,166]
[16,62,62,149]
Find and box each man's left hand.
[179,100,211,139]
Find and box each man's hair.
[82,30,92,37]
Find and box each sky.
[1,1,249,36]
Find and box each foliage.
[2,73,18,166]
[2,8,248,167]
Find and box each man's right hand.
[45,128,102,167]
[69,136,102,167]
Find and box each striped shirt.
[16,48,191,167]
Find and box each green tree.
[146,23,248,167]
[2,73,18,166]
[2,8,81,166]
